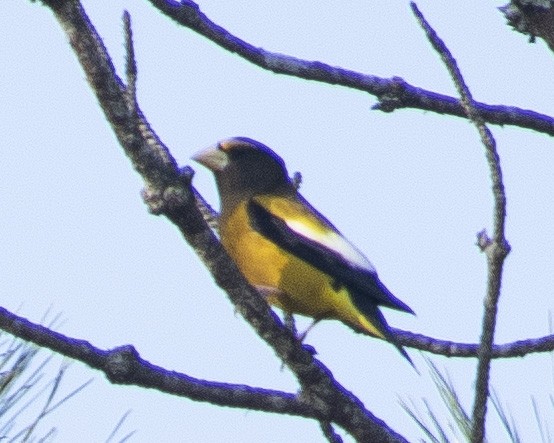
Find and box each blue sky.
[1,1,554,441]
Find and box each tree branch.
[33,1,408,441]
[145,0,554,137]
[411,4,510,442]
[500,1,554,52]
[394,329,554,358]
[0,306,319,417]
[21,1,551,440]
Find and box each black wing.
[247,199,414,314]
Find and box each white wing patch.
[285,219,377,274]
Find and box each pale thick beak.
[191,144,229,171]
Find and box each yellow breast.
[220,199,384,338]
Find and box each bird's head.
[192,137,292,208]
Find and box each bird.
[192,137,414,362]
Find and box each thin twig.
[193,187,220,233]
[411,4,510,442]
[123,11,138,118]
[320,421,343,443]
[393,329,554,358]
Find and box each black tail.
[350,298,418,372]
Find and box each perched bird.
[192,137,414,362]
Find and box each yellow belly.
[220,202,384,338]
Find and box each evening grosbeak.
[192,137,414,362]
